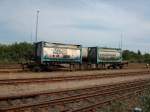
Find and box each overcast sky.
[0,0,150,52]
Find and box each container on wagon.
[88,47,122,64]
[35,41,82,64]
[82,47,88,62]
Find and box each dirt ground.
[0,73,150,99]
[0,68,149,80]
[0,63,148,80]
[0,63,149,99]
[127,63,147,69]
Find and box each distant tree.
[137,50,143,63]
[137,50,141,55]
[143,53,150,63]
[122,50,138,62]
[122,50,130,60]
[0,42,34,64]
[122,49,149,63]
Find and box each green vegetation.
[123,50,150,63]
[100,100,128,112]
[100,88,150,112]
[140,89,150,112]
[0,42,34,64]
[0,42,150,64]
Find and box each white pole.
[35,10,39,42]
[120,32,123,61]
[121,32,123,49]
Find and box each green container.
[88,47,122,64]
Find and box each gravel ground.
[0,68,149,80]
[0,73,150,98]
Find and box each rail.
[0,79,149,112]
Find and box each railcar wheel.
[32,66,41,72]
[119,65,123,69]
[113,65,117,69]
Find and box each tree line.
[0,42,150,64]
[0,42,34,64]
[122,50,150,63]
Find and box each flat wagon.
[27,41,82,71]
[25,42,126,71]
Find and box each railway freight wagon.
[27,41,82,71]
[82,47,123,69]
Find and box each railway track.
[71,92,139,112]
[0,70,149,85]
[0,64,22,69]
[0,78,147,100]
[0,79,149,112]
[0,64,23,73]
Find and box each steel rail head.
[0,70,150,85]
[0,79,149,111]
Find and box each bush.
[0,42,34,64]
[122,50,150,63]
[140,89,150,112]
